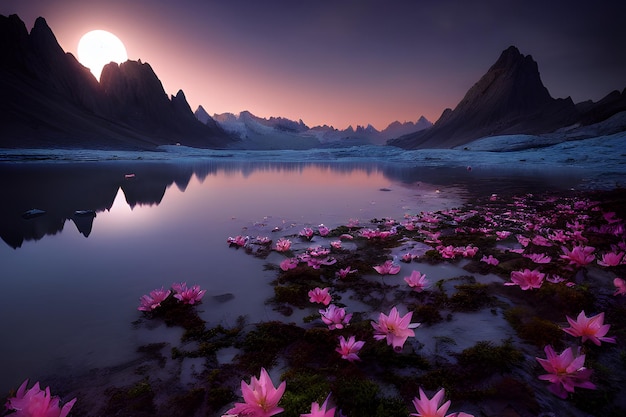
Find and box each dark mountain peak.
[389,46,578,149]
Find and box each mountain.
[389,46,586,149]
[0,14,234,150]
[201,109,432,148]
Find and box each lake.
[0,155,613,415]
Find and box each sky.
[2,0,625,130]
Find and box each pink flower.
[614,278,626,296]
[404,270,429,292]
[505,268,545,290]
[560,245,595,267]
[437,245,457,259]
[301,394,336,417]
[299,227,314,240]
[495,230,511,240]
[516,235,530,247]
[275,238,292,252]
[336,266,357,279]
[373,260,401,275]
[597,251,625,267]
[410,387,454,417]
[330,240,342,249]
[562,311,616,346]
[371,306,420,352]
[524,253,552,264]
[531,235,553,247]
[336,335,365,362]
[5,379,76,417]
[308,287,332,305]
[138,287,171,311]
[227,367,286,417]
[318,224,330,237]
[319,304,352,330]
[339,233,354,240]
[480,255,499,266]
[280,257,299,271]
[227,235,248,247]
[536,345,596,399]
[458,245,478,258]
[546,274,566,284]
[172,282,206,305]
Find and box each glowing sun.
[77,30,128,80]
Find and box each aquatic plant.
[5,379,76,417]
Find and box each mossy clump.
[410,303,444,325]
[535,283,596,319]
[236,321,305,373]
[504,307,564,348]
[448,282,495,311]
[279,370,332,417]
[162,388,206,417]
[103,378,156,416]
[454,339,524,379]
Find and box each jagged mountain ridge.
[197,108,432,147]
[0,14,234,150]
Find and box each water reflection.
[0,160,581,249]
[0,158,587,396]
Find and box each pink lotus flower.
[347,218,359,228]
[339,233,354,240]
[336,335,365,362]
[562,311,616,345]
[330,240,342,249]
[437,245,457,259]
[301,256,336,269]
[172,282,206,305]
[299,227,314,240]
[531,235,552,247]
[560,245,595,267]
[614,278,626,296]
[256,236,271,245]
[371,306,420,351]
[546,274,566,284]
[319,304,352,330]
[410,387,474,417]
[307,246,331,257]
[275,238,292,252]
[227,235,248,247]
[516,235,530,247]
[301,394,335,417]
[458,245,478,258]
[404,270,429,292]
[280,257,299,271]
[336,266,357,279]
[505,268,545,290]
[318,224,330,236]
[495,230,511,240]
[480,255,499,266]
[597,251,625,267]
[373,260,401,275]
[5,379,76,417]
[536,345,596,399]
[226,367,286,417]
[524,253,552,264]
[308,287,332,305]
[138,287,171,311]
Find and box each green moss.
[279,371,332,417]
[455,339,524,379]
[448,282,495,311]
[104,378,156,416]
[235,321,305,373]
[332,376,381,416]
[411,303,443,325]
[504,307,564,348]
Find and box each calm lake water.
[0,159,585,395]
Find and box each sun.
[77,30,128,81]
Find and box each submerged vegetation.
[5,189,626,416]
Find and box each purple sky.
[3,0,625,129]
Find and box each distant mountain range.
[1,14,624,151]
[195,107,432,149]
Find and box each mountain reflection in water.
[0,159,582,395]
[0,160,581,249]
